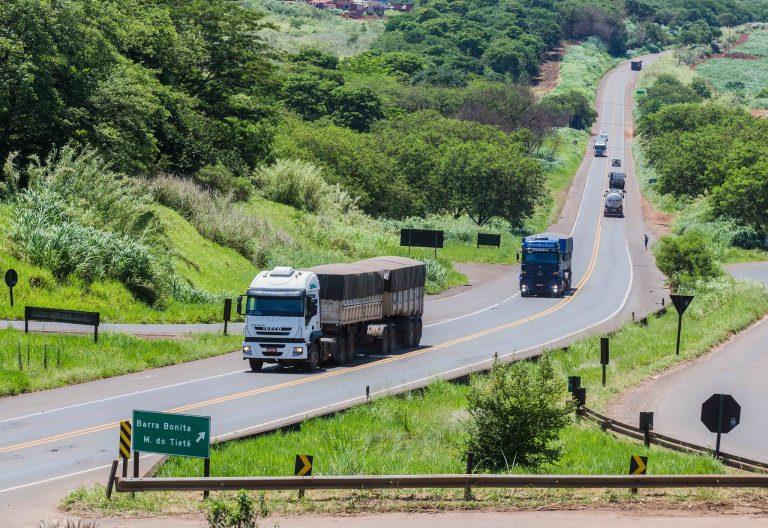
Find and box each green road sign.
[132,410,211,459]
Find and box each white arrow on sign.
[196,431,206,443]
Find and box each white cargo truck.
[237,256,425,372]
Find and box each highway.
[0,56,665,524]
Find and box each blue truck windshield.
[246,296,303,317]
[523,252,558,265]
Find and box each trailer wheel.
[375,330,390,355]
[248,359,263,372]
[305,343,320,372]
[332,336,347,365]
[345,333,357,363]
[387,326,397,354]
[402,320,415,348]
[413,318,422,347]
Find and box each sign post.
[399,228,444,258]
[639,412,654,448]
[600,337,609,387]
[118,420,132,477]
[223,298,232,336]
[5,269,18,307]
[567,375,581,394]
[670,294,694,355]
[295,454,313,499]
[132,409,212,497]
[477,233,501,249]
[700,394,741,458]
[629,454,648,494]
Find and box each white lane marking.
[2,239,636,496]
[0,369,245,425]
[424,293,519,328]
[0,462,114,494]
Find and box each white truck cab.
[239,267,320,370]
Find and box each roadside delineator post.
[573,387,586,417]
[223,298,232,336]
[639,412,654,448]
[600,338,609,387]
[295,454,313,500]
[464,452,474,501]
[366,385,370,402]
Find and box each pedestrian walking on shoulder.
[644,233,649,250]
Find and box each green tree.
[330,86,385,132]
[654,231,721,289]
[711,162,768,237]
[440,140,546,226]
[464,356,572,470]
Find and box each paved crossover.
[0,56,665,525]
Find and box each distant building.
[390,2,413,11]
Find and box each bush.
[253,159,357,215]
[207,490,260,528]
[464,356,571,470]
[7,146,170,304]
[654,231,721,290]
[194,163,252,201]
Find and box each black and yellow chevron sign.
[294,454,313,477]
[119,420,132,459]
[629,454,647,475]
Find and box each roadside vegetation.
[634,31,768,273]
[0,330,241,396]
[65,276,768,518]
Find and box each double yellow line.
[2,96,618,456]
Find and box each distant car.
[611,158,621,167]
[599,131,609,142]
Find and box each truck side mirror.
[236,295,243,316]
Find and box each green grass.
[65,278,768,517]
[246,0,384,56]
[0,329,241,396]
[695,29,768,109]
[549,38,619,102]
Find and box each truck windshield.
[246,296,303,317]
[523,252,558,265]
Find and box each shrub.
[464,355,571,470]
[253,159,357,215]
[654,231,721,290]
[207,490,259,528]
[194,162,252,201]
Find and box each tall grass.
[151,176,294,267]
[254,159,357,215]
[6,146,171,304]
[548,38,619,102]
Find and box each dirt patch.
[750,109,768,118]
[531,46,566,98]
[691,32,753,68]
[640,193,673,238]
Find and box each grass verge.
[0,330,241,396]
[63,278,767,517]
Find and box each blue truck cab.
[519,233,573,297]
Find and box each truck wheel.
[332,337,347,365]
[248,359,263,372]
[403,320,415,348]
[387,326,397,354]
[413,318,422,347]
[375,331,390,355]
[345,334,357,363]
[305,343,320,372]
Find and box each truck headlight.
[293,346,303,356]
[243,345,252,355]
[552,285,559,291]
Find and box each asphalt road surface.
[0,56,665,525]
[610,262,768,462]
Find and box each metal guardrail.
[579,406,768,473]
[115,474,768,493]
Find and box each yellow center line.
[1,96,620,456]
